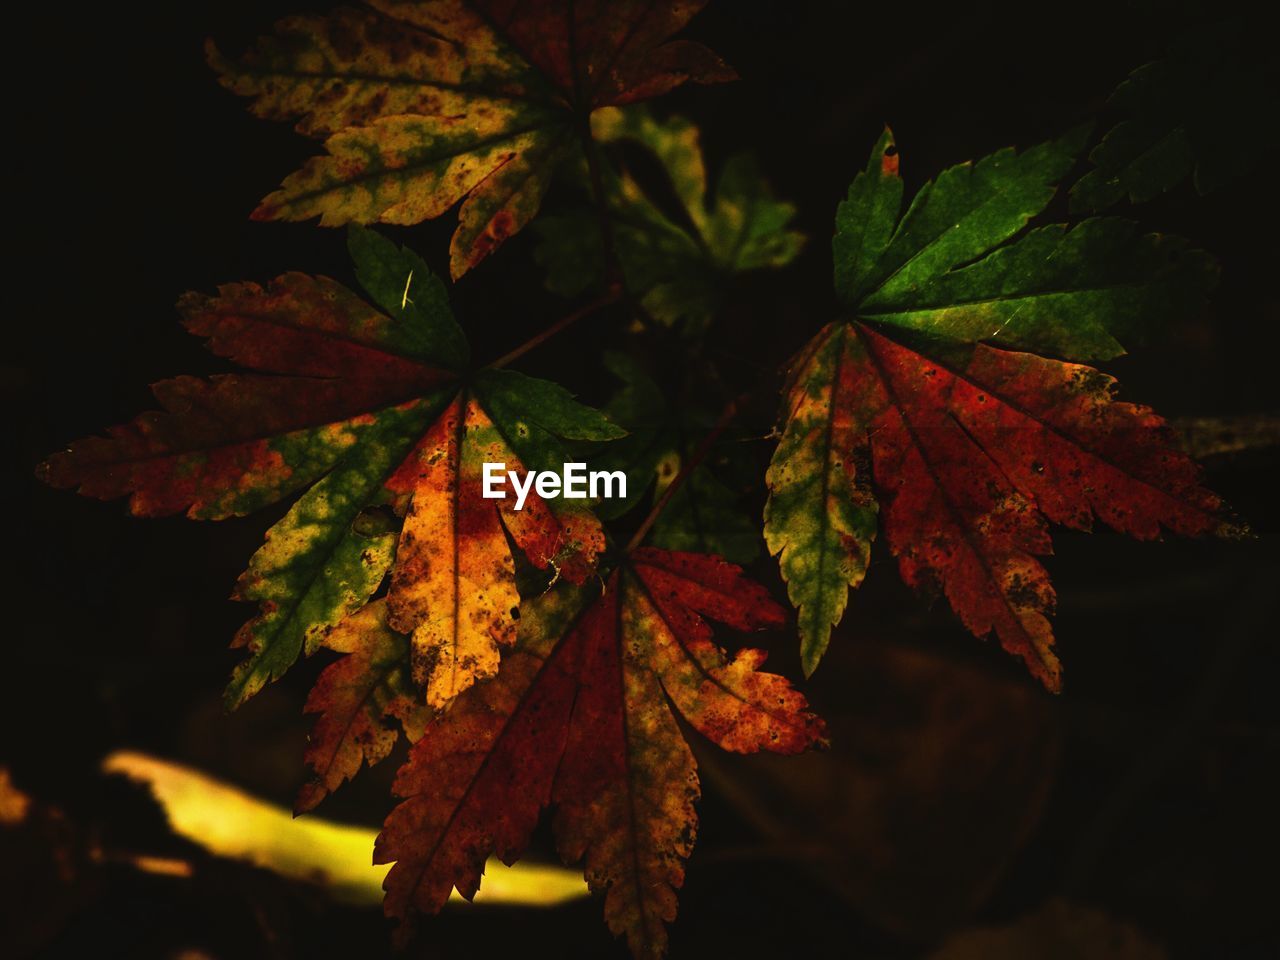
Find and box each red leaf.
[376,548,825,958]
[852,321,1234,689]
[296,600,430,813]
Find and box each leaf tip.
[1058,120,1096,160]
[292,784,322,817]
[203,36,227,73]
[872,126,900,177]
[345,221,370,249]
[249,200,277,222]
[799,645,824,680]
[447,247,473,282]
[222,660,262,712]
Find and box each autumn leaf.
[766,128,1234,682]
[375,547,826,958]
[296,599,430,813]
[535,105,804,335]
[1070,20,1278,212]
[210,1,734,278]
[39,227,622,709]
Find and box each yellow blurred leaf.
[102,751,586,908]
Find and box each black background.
[6,1,1279,957]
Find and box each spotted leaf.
[211,1,734,277]
[765,131,1235,683]
[296,599,430,813]
[535,106,804,335]
[376,548,825,958]
[39,227,622,708]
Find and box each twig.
[579,113,624,295]
[575,113,670,337]
[486,292,620,370]
[1171,412,1280,459]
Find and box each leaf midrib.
[860,276,1170,315]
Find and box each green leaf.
[848,126,1090,306]
[764,324,878,673]
[831,127,1215,362]
[652,463,760,565]
[1071,20,1278,212]
[834,127,904,304]
[860,219,1217,361]
[769,127,1223,677]
[591,352,672,520]
[347,226,469,370]
[534,106,805,336]
[474,369,626,471]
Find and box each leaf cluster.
[37,3,1262,955]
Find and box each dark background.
[5,1,1278,957]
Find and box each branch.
[486,291,620,370]
[579,114,624,295]
[1171,412,1280,459]
[575,114,677,338]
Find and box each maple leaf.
[210,1,734,278]
[766,128,1235,683]
[296,598,430,813]
[535,105,805,335]
[375,547,826,958]
[39,227,623,709]
[1070,20,1277,212]
[589,351,759,563]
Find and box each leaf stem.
[579,113,624,296]
[576,113,666,335]
[623,393,748,556]
[486,291,621,370]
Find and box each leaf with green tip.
[39,232,622,709]
[227,394,448,708]
[767,131,1233,681]
[861,218,1217,361]
[211,1,734,277]
[765,324,879,674]
[834,127,903,305]
[853,126,1090,306]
